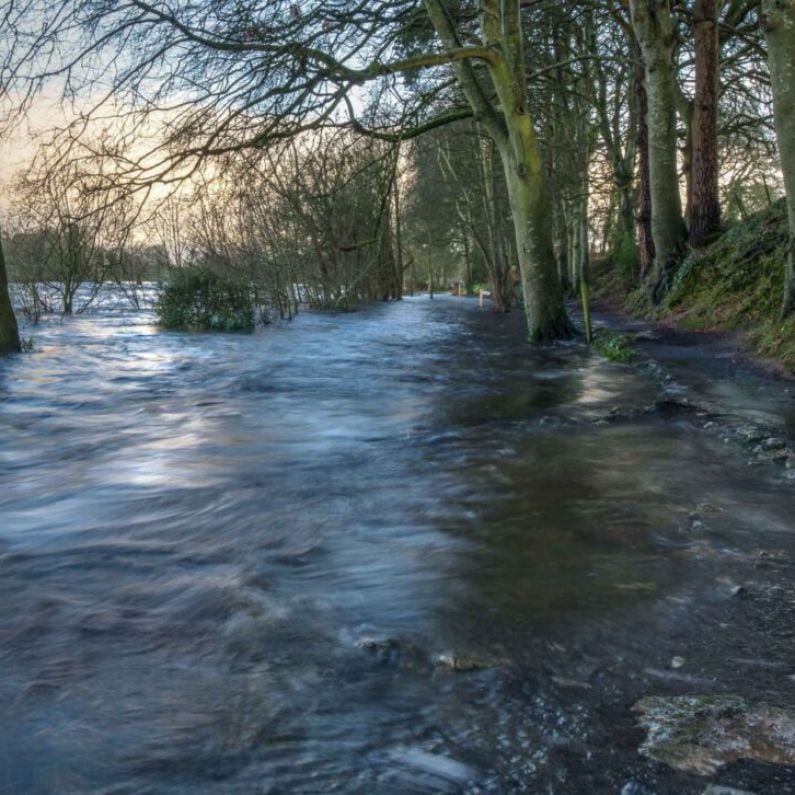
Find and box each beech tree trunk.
[762,0,795,318]
[629,0,686,300]
[0,226,21,354]
[689,0,721,245]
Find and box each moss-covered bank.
[593,199,795,373]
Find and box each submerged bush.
[593,330,634,363]
[157,267,254,331]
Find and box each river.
[1,295,794,793]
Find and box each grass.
[593,199,795,373]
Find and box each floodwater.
[1,295,795,794]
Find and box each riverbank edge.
[588,289,795,383]
[588,200,795,377]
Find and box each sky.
[0,93,73,215]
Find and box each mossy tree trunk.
[634,43,656,280]
[629,0,687,301]
[424,0,572,341]
[762,0,795,318]
[0,226,21,354]
[689,0,721,245]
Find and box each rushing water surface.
[1,295,795,794]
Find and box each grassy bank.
[593,199,795,373]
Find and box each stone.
[432,652,507,672]
[736,425,768,443]
[633,695,795,775]
[671,656,686,669]
[621,781,657,795]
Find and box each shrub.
[157,267,254,331]
[593,330,634,363]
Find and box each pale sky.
[0,93,75,215]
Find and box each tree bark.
[0,226,21,354]
[635,44,655,280]
[689,0,721,245]
[500,145,572,340]
[629,0,686,300]
[762,0,795,318]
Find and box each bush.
[157,267,255,331]
[593,330,634,363]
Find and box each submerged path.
[1,296,794,793]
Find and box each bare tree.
[12,142,130,314]
[1,0,576,339]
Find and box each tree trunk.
[762,0,795,318]
[635,45,656,279]
[500,146,572,341]
[0,226,21,354]
[630,0,686,300]
[689,0,721,245]
[424,0,572,340]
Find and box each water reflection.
[0,295,794,793]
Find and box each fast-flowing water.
[1,295,794,794]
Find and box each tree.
[0,226,21,353]
[1,0,572,340]
[12,144,125,314]
[689,0,721,244]
[634,39,656,279]
[761,0,795,318]
[629,0,687,301]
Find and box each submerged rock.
[736,425,769,444]
[432,652,508,673]
[620,782,658,795]
[633,695,795,775]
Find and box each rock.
[671,656,686,669]
[621,781,657,795]
[432,652,507,672]
[736,425,768,443]
[633,694,795,775]
[730,584,746,597]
